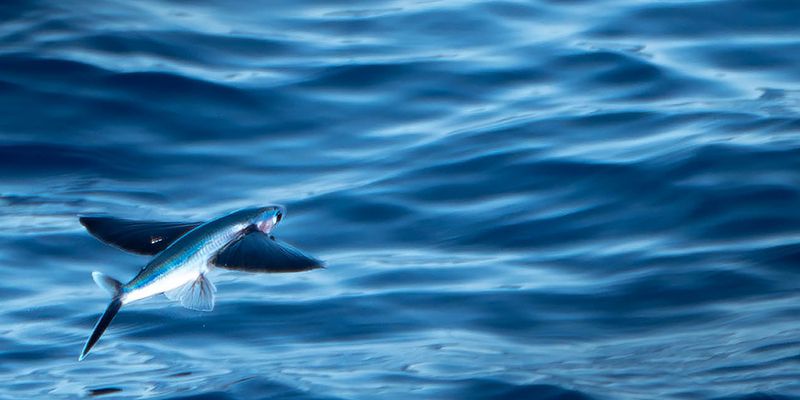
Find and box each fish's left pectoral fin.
[79,216,204,256]
[211,231,323,273]
[165,274,216,312]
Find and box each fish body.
[78,205,321,360]
[122,207,264,303]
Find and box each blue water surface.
[1,0,799,399]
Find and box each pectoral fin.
[80,216,203,255]
[165,274,216,312]
[212,231,323,273]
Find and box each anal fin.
[165,274,216,312]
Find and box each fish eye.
[275,211,282,223]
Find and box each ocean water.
[1,0,799,399]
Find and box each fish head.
[253,205,285,233]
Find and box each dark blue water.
[1,0,800,399]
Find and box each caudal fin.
[80,272,124,361]
[79,298,122,361]
[92,271,122,297]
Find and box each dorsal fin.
[79,216,203,255]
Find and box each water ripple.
[1,0,799,399]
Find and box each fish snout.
[256,205,285,233]
[275,205,285,223]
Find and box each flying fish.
[78,205,322,360]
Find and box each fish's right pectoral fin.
[165,274,216,312]
[79,216,203,255]
[211,231,323,273]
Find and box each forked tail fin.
[79,272,124,361]
[92,271,122,297]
